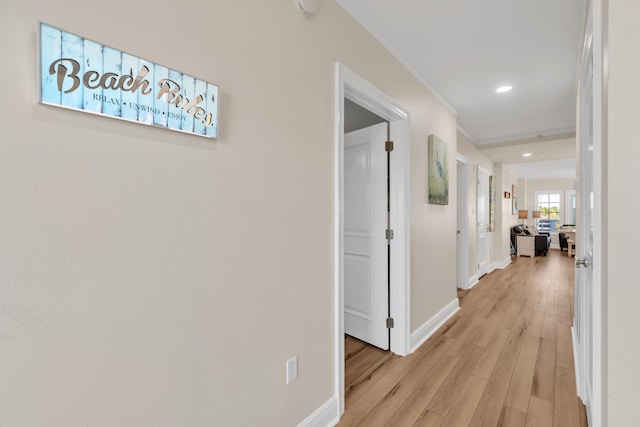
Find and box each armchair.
[558,232,569,252]
[534,231,551,256]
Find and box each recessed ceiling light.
[496,85,512,93]
[522,153,532,157]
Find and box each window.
[536,192,562,232]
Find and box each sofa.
[511,224,551,256]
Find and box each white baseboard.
[410,298,460,353]
[465,274,479,290]
[462,257,511,291]
[297,396,339,427]
[489,257,511,272]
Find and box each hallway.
[339,250,587,426]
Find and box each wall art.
[489,175,496,231]
[41,23,219,139]
[428,135,449,205]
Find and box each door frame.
[334,62,411,415]
[456,154,470,289]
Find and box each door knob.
[575,257,592,268]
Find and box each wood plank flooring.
[339,250,587,427]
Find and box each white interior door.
[457,158,469,288]
[476,168,490,277]
[344,122,389,350]
[575,30,595,422]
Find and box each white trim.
[388,118,411,357]
[460,256,510,291]
[410,299,460,353]
[465,274,480,290]
[489,256,511,273]
[456,125,476,143]
[456,153,469,164]
[334,62,412,416]
[333,63,345,417]
[297,396,339,427]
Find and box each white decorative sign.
[40,23,219,139]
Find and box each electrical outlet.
[286,356,298,384]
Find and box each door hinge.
[386,229,394,240]
[386,317,394,328]
[385,140,394,152]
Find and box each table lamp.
[518,210,528,226]
[532,210,541,230]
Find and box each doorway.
[334,63,411,415]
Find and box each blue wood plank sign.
[40,23,219,139]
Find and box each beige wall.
[0,1,457,425]
[605,0,640,424]
[409,98,458,331]
[523,178,575,215]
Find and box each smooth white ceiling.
[509,159,577,180]
[478,135,576,179]
[337,0,585,145]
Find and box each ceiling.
[337,0,585,179]
[344,98,386,133]
[478,134,577,179]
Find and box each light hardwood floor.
[339,250,587,427]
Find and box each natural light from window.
[535,190,577,232]
[537,192,561,232]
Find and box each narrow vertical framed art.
[489,175,496,231]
